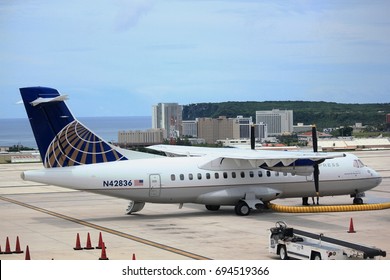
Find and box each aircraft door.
[149,174,161,197]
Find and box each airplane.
[19,87,382,216]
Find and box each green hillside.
[182,101,390,130]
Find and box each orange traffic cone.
[4,237,12,254]
[25,245,31,260]
[96,232,104,249]
[99,242,109,260]
[84,232,94,250]
[14,236,24,254]
[132,253,136,260]
[73,233,83,250]
[348,218,356,233]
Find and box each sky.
[1,0,390,118]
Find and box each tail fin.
[20,87,127,168]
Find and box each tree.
[331,126,353,137]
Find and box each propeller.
[250,124,255,150]
[312,125,320,204]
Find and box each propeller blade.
[312,125,318,153]
[312,125,320,201]
[314,164,319,196]
[250,124,255,150]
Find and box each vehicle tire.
[312,252,322,260]
[205,205,220,211]
[235,201,251,216]
[279,245,289,260]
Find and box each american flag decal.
[134,179,144,186]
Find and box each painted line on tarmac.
[0,195,211,260]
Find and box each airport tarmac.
[1,150,389,260]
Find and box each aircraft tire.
[205,205,220,211]
[353,197,363,205]
[126,201,145,215]
[235,201,250,216]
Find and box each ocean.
[0,116,152,148]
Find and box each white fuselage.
[22,153,382,206]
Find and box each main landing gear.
[126,201,145,215]
[205,198,265,216]
[235,201,251,216]
[205,205,220,211]
[205,202,251,216]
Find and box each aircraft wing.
[148,145,345,176]
[147,144,213,157]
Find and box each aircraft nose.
[368,168,382,185]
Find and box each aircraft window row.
[170,170,287,181]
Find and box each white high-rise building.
[256,109,293,136]
[152,103,183,139]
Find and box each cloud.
[113,0,154,31]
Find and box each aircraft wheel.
[279,245,289,260]
[235,201,251,216]
[126,201,145,215]
[205,205,220,211]
[353,197,363,205]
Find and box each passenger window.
[171,174,176,181]
[241,171,245,178]
[258,171,263,177]
[197,173,202,180]
[249,171,254,178]
[180,174,184,180]
[206,173,211,179]
[275,172,279,177]
[232,172,236,178]
[189,174,193,180]
[283,172,287,176]
[223,172,228,179]
[215,173,219,179]
[267,171,271,177]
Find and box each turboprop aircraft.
[19,87,382,216]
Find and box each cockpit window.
[353,159,365,168]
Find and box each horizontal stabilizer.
[30,95,69,106]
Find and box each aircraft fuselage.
[22,153,382,206]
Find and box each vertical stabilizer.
[20,87,127,168]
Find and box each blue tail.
[20,87,127,168]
